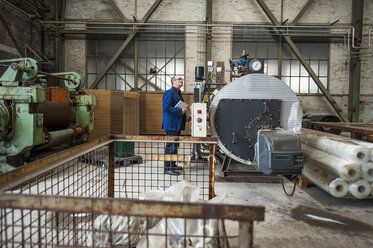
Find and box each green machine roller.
[0,58,96,173]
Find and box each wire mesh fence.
[114,139,213,200]
[0,194,264,248]
[6,146,110,197]
[0,135,264,247]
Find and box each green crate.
[116,141,135,158]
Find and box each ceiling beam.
[59,29,131,35]
[256,0,349,122]
[89,0,163,89]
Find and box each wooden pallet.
[297,175,310,188]
[311,122,373,141]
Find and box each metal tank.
[209,73,303,168]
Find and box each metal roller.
[37,102,75,131]
[33,127,84,152]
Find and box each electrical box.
[207,61,214,72]
[257,129,303,175]
[191,103,207,137]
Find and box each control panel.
[191,103,207,137]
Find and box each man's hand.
[182,109,187,114]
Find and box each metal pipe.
[108,142,115,197]
[351,26,365,49]
[38,70,73,81]
[209,144,216,200]
[33,128,75,152]
[41,20,353,29]
[111,134,218,144]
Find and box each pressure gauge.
[249,59,264,73]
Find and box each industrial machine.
[0,58,96,172]
[229,50,264,77]
[209,73,303,175]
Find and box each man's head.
[171,75,183,90]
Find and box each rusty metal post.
[239,221,254,248]
[108,141,115,197]
[184,161,191,182]
[209,144,216,199]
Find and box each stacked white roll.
[301,128,373,199]
[302,159,348,198]
[302,144,361,182]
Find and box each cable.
[280,174,298,197]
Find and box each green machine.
[0,58,96,173]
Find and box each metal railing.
[0,135,265,247]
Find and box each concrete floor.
[214,181,373,248]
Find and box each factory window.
[86,25,185,92]
[233,27,329,94]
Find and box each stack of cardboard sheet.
[139,93,195,135]
[123,91,140,135]
[83,89,124,140]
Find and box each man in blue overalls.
[162,75,187,176]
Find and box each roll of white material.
[348,141,373,161]
[361,162,373,182]
[302,128,373,162]
[302,160,348,198]
[300,132,370,164]
[302,144,361,182]
[329,178,349,198]
[349,179,371,199]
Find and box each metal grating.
[0,135,264,247]
[8,147,109,197]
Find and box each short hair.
[171,76,176,84]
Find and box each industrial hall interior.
[1,0,373,247]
